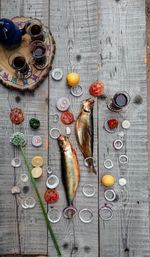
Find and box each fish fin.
[71,146,77,158]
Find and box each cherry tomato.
[60,111,74,125]
[44,189,59,204]
[107,119,119,130]
[10,108,24,125]
[89,81,104,97]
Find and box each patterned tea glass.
[30,40,47,69]
[8,53,31,79]
[25,19,44,41]
[107,91,130,112]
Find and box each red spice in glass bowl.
[107,119,119,130]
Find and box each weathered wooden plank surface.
[0,0,150,257]
[17,1,49,254]
[0,0,49,255]
[146,0,150,242]
[0,1,21,254]
[1,254,45,257]
[98,1,150,257]
[48,0,99,256]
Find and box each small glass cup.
[30,40,47,69]
[25,19,44,41]
[107,91,130,112]
[9,53,31,79]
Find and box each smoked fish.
[75,98,96,174]
[57,135,80,217]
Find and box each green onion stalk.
[10,132,61,257]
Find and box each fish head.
[57,135,71,152]
[82,98,94,112]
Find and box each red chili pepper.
[107,119,119,130]
[89,81,104,97]
[44,189,59,204]
[60,111,74,125]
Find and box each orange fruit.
[101,175,115,187]
[66,72,80,87]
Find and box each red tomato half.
[60,111,74,125]
[89,81,104,97]
[44,189,59,204]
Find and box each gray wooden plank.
[15,0,49,254]
[1,254,46,257]
[146,0,150,188]
[0,1,149,257]
[145,0,150,247]
[48,0,99,256]
[1,254,47,257]
[0,1,21,254]
[0,0,49,255]
[98,1,150,257]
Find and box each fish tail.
[67,209,74,219]
[88,165,97,174]
[86,158,96,174]
[64,205,77,219]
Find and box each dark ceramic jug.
[0,18,26,49]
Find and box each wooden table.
[0,0,149,257]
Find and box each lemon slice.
[31,155,44,167]
[31,167,43,178]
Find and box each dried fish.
[75,98,96,174]
[58,135,80,218]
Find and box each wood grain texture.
[0,1,21,255]
[1,254,47,257]
[146,0,150,187]
[146,0,150,245]
[48,0,99,256]
[16,0,49,255]
[98,0,150,257]
[0,0,150,257]
[0,16,55,91]
[0,0,49,255]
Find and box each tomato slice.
[10,108,24,125]
[89,81,104,97]
[60,111,74,125]
[44,189,59,204]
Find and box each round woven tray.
[0,16,55,91]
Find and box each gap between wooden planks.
[0,1,149,256]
